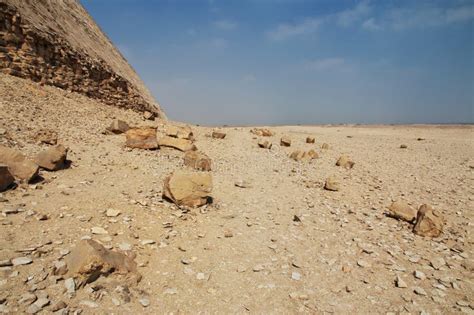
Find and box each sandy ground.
[0,73,473,314]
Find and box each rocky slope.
[0,0,163,117]
[0,73,473,314]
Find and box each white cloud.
[306,58,345,71]
[362,18,382,31]
[214,19,237,30]
[266,18,322,41]
[337,0,372,26]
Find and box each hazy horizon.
[81,0,474,125]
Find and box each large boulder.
[336,155,354,169]
[106,119,129,134]
[163,171,212,208]
[184,151,212,171]
[413,204,443,238]
[158,136,197,152]
[251,128,274,137]
[387,201,417,223]
[35,129,58,145]
[0,165,15,191]
[35,145,68,171]
[165,125,194,140]
[280,137,291,147]
[0,145,39,182]
[212,131,226,139]
[258,140,272,149]
[66,239,141,287]
[125,128,158,149]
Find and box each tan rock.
[387,201,417,223]
[321,143,329,149]
[66,239,141,287]
[306,137,315,144]
[163,171,212,208]
[251,128,274,137]
[324,176,339,191]
[290,150,318,161]
[212,131,226,139]
[289,150,305,161]
[143,111,155,120]
[258,140,272,149]
[336,155,354,169]
[35,145,68,171]
[125,128,158,149]
[0,145,39,182]
[165,125,194,140]
[184,151,211,171]
[106,119,129,134]
[305,149,319,160]
[35,129,58,145]
[0,165,15,191]
[413,204,443,237]
[158,136,197,152]
[400,144,407,149]
[280,137,291,147]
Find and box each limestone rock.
[289,150,305,161]
[251,128,274,137]
[183,151,211,171]
[387,201,417,223]
[66,239,141,287]
[258,140,272,149]
[106,120,129,134]
[165,125,194,140]
[158,136,197,152]
[0,165,14,191]
[306,136,315,143]
[324,176,339,191]
[35,129,58,145]
[280,137,291,147]
[336,155,355,169]
[321,143,329,149]
[0,145,39,182]
[289,150,318,161]
[413,204,443,238]
[163,171,212,208]
[125,128,158,150]
[35,145,68,171]
[212,131,226,139]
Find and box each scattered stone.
[18,293,37,305]
[53,260,68,275]
[289,150,318,162]
[414,287,427,296]
[414,270,426,280]
[212,131,226,139]
[12,256,33,266]
[183,151,211,171]
[400,144,407,149]
[34,297,50,309]
[291,272,301,281]
[395,275,408,288]
[140,240,155,245]
[196,272,206,280]
[357,260,370,268]
[224,230,233,238]
[64,277,75,294]
[80,300,99,308]
[91,226,108,235]
[0,259,12,267]
[234,180,251,188]
[0,145,39,182]
[119,243,132,251]
[258,140,272,149]
[158,136,196,152]
[35,129,58,145]
[306,136,315,143]
[413,204,443,237]
[35,144,68,171]
[51,301,67,312]
[0,165,15,191]
[430,258,446,270]
[106,119,129,134]
[251,128,274,137]
[143,111,155,120]
[321,143,329,149]
[280,137,291,146]
[106,208,121,217]
[125,128,158,149]
[163,171,212,208]
[336,155,355,169]
[387,201,417,223]
[165,125,193,140]
[324,176,339,191]
[66,239,141,287]
[252,264,264,272]
[139,298,150,307]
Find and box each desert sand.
[0,73,473,314]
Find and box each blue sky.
[81,0,474,125]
